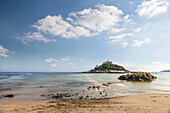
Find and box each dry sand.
[0,94,170,113]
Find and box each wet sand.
[0,94,170,113]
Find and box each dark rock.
[4,94,14,98]
[18,83,25,85]
[79,95,83,99]
[118,72,157,81]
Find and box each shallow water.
[0,72,170,101]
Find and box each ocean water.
[0,72,170,101]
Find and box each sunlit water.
[0,72,170,101]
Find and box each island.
[161,70,170,72]
[82,60,129,73]
[118,72,157,81]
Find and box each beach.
[0,72,170,112]
[0,94,170,113]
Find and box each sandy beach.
[0,94,170,113]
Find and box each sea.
[0,72,170,101]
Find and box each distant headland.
[82,60,129,73]
[161,70,170,72]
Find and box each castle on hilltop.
[103,60,112,64]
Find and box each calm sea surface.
[0,72,170,101]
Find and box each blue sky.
[0,0,170,72]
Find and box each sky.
[0,0,170,72]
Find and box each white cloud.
[33,15,94,39]
[67,62,73,65]
[0,45,13,58]
[45,58,59,63]
[152,61,161,65]
[66,17,73,22]
[61,56,70,61]
[136,0,169,18]
[33,15,72,36]
[50,64,57,67]
[129,1,134,5]
[19,4,133,44]
[110,27,126,33]
[133,28,141,32]
[130,38,151,47]
[108,33,134,42]
[123,14,132,23]
[61,26,96,38]
[45,57,71,67]
[124,62,170,72]
[19,32,56,44]
[121,42,130,48]
[69,4,123,32]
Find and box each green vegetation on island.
[83,60,129,73]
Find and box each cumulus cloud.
[110,27,126,33]
[19,32,56,44]
[33,15,72,36]
[61,56,70,61]
[124,62,170,72]
[45,56,71,67]
[136,0,169,18]
[23,15,94,41]
[121,42,130,48]
[108,33,134,42]
[61,26,95,38]
[50,64,57,67]
[69,4,123,32]
[130,38,151,47]
[152,61,161,65]
[19,4,133,44]
[129,1,134,5]
[133,28,141,32]
[123,14,132,23]
[0,45,13,58]
[45,58,59,63]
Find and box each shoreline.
[0,93,170,113]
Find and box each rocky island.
[118,72,157,81]
[83,61,129,73]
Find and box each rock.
[39,86,45,88]
[118,72,157,81]
[4,94,14,98]
[18,83,25,85]
[52,94,63,98]
[79,95,83,99]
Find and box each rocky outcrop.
[118,72,157,81]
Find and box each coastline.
[0,93,170,113]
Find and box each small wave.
[115,84,126,87]
[0,75,24,81]
[0,76,8,78]
[9,75,24,79]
